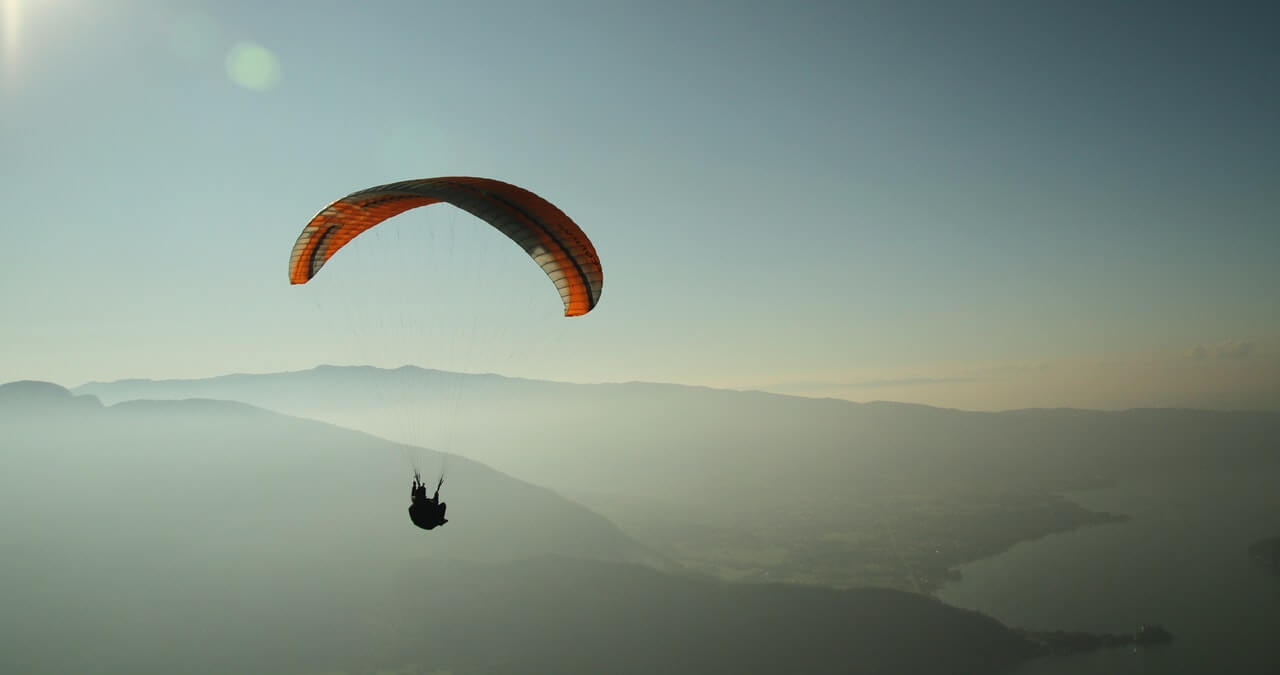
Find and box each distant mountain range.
[68,366,1280,591]
[76,365,1280,509]
[2,379,1055,674]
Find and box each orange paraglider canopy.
[288,177,602,316]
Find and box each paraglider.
[288,176,603,316]
[288,177,603,533]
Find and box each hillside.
[1,380,652,569]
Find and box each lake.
[936,470,1280,674]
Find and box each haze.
[3,2,1279,674]
[2,0,1276,410]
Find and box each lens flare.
[225,41,281,91]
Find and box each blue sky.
[1,1,1277,409]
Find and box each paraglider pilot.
[409,472,448,530]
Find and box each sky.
[1,0,1277,411]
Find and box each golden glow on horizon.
[752,339,1280,412]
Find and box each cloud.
[1186,340,1254,361]
[965,362,1051,377]
[1214,340,1254,359]
[768,363,1050,392]
[763,376,973,392]
[841,376,978,389]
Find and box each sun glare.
[2,0,20,85]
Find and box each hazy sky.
[2,1,1277,410]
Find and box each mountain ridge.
[74,363,1280,415]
